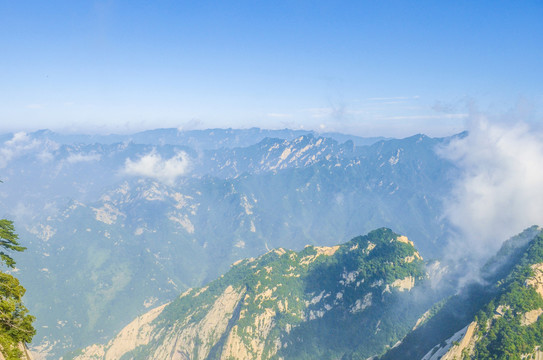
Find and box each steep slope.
[381,226,543,360]
[71,228,427,360]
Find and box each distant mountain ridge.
[6,127,541,360]
[0,128,455,358]
[70,226,543,360]
[1,128,385,149]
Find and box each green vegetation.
[103,228,429,360]
[0,219,35,359]
[279,229,428,359]
[470,233,543,359]
[0,220,27,269]
[72,226,543,360]
[382,228,543,360]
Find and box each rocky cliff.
[71,228,427,360]
[381,226,543,360]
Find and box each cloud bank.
[0,132,64,170]
[439,116,543,271]
[0,132,41,169]
[122,150,191,185]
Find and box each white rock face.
[522,308,543,326]
[75,303,168,360]
[92,204,124,225]
[70,230,424,360]
[390,276,415,292]
[395,235,414,246]
[75,286,246,360]
[526,263,543,297]
[422,322,477,360]
[168,213,195,233]
[222,306,277,359]
[148,286,245,360]
[28,224,56,242]
[351,293,372,313]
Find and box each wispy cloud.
[121,150,191,185]
[383,114,468,120]
[176,118,203,132]
[439,116,543,280]
[26,104,44,109]
[303,107,333,118]
[266,113,293,119]
[0,132,62,169]
[0,132,40,168]
[366,96,420,101]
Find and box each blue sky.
[1,0,542,136]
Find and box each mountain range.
[70,228,427,360]
[70,226,543,360]
[1,128,458,358]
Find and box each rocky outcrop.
[382,228,543,360]
[421,322,476,360]
[526,263,543,297]
[74,229,426,360]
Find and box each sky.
[1,0,542,137]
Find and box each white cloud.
[5,132,32,146]
[122,150,191,185]
[0,132,40,168]
[176,118,203,132]
[439,116,543,275]
[0,132,61,169]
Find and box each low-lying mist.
[438,115,543,283]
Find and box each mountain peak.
[73,229,426,360]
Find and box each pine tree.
[0,219,26,268]
[0,181,35,359]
